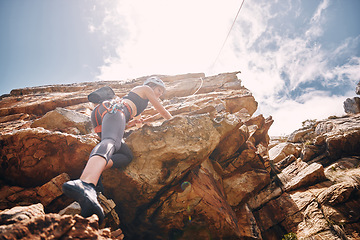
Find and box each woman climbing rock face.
[62,76,172,224]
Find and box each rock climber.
[62,76,172,224]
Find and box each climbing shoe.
[62,179,104,224]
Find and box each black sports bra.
[123,91,149,116]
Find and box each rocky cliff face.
[0,73,359,240]
[344,81,360,114]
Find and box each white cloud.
[88,24,96,33]
[268,93,349,136]
[276,37,326,90]
[91,0,359,136]
[95,0,241,80]
[311,0,330,23]
[225,0,358,136]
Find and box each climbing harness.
[93,100,133,133]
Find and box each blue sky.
[1,0,359,135]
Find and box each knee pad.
[90,138,117,162]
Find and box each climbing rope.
[177,77,204,109]
[211,0,245,69]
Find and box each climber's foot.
[62,179,104,224]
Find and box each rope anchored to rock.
[176,77,204,110]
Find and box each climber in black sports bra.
[123,91,149,116]
[62,76,172,224]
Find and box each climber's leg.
[81,110,126,185]
[62,110,126,223]
[111,141,134,169]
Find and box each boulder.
[235,204,262,239]
[247,180,283,210]
[0,93,88,117]
[210,124,248,164]
[0,173,72,211]
[97,193,121,230]
[101,114,241,222]
[296,201,335,239]
[321,195,360,224]
[0,128,98,187]
[253,192,300,232]
[325,130,360,161]
[324,156,360,183]
[31,107,92,135]
[300,143,326,162]
[273,154,297,173]
[269,142,300,164]
[196,72,241,95]
[245,115,273,147]
[287,128,314,143]
[277,160,326,192]
[0,211,121,240]
[223,149,270,206]
[0,203,44,225]
[255,181,332,237]
[315,114,360,135]
[141,159,242,239]
[344,97,360,114]
[37,173,70,206]
[0,113,32,124]
[317,181,358,205]
[224,91,257,115]
[124,115,221,198]
[58,201,81,216]
[5,189,38,208]
[0,183,24,210]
